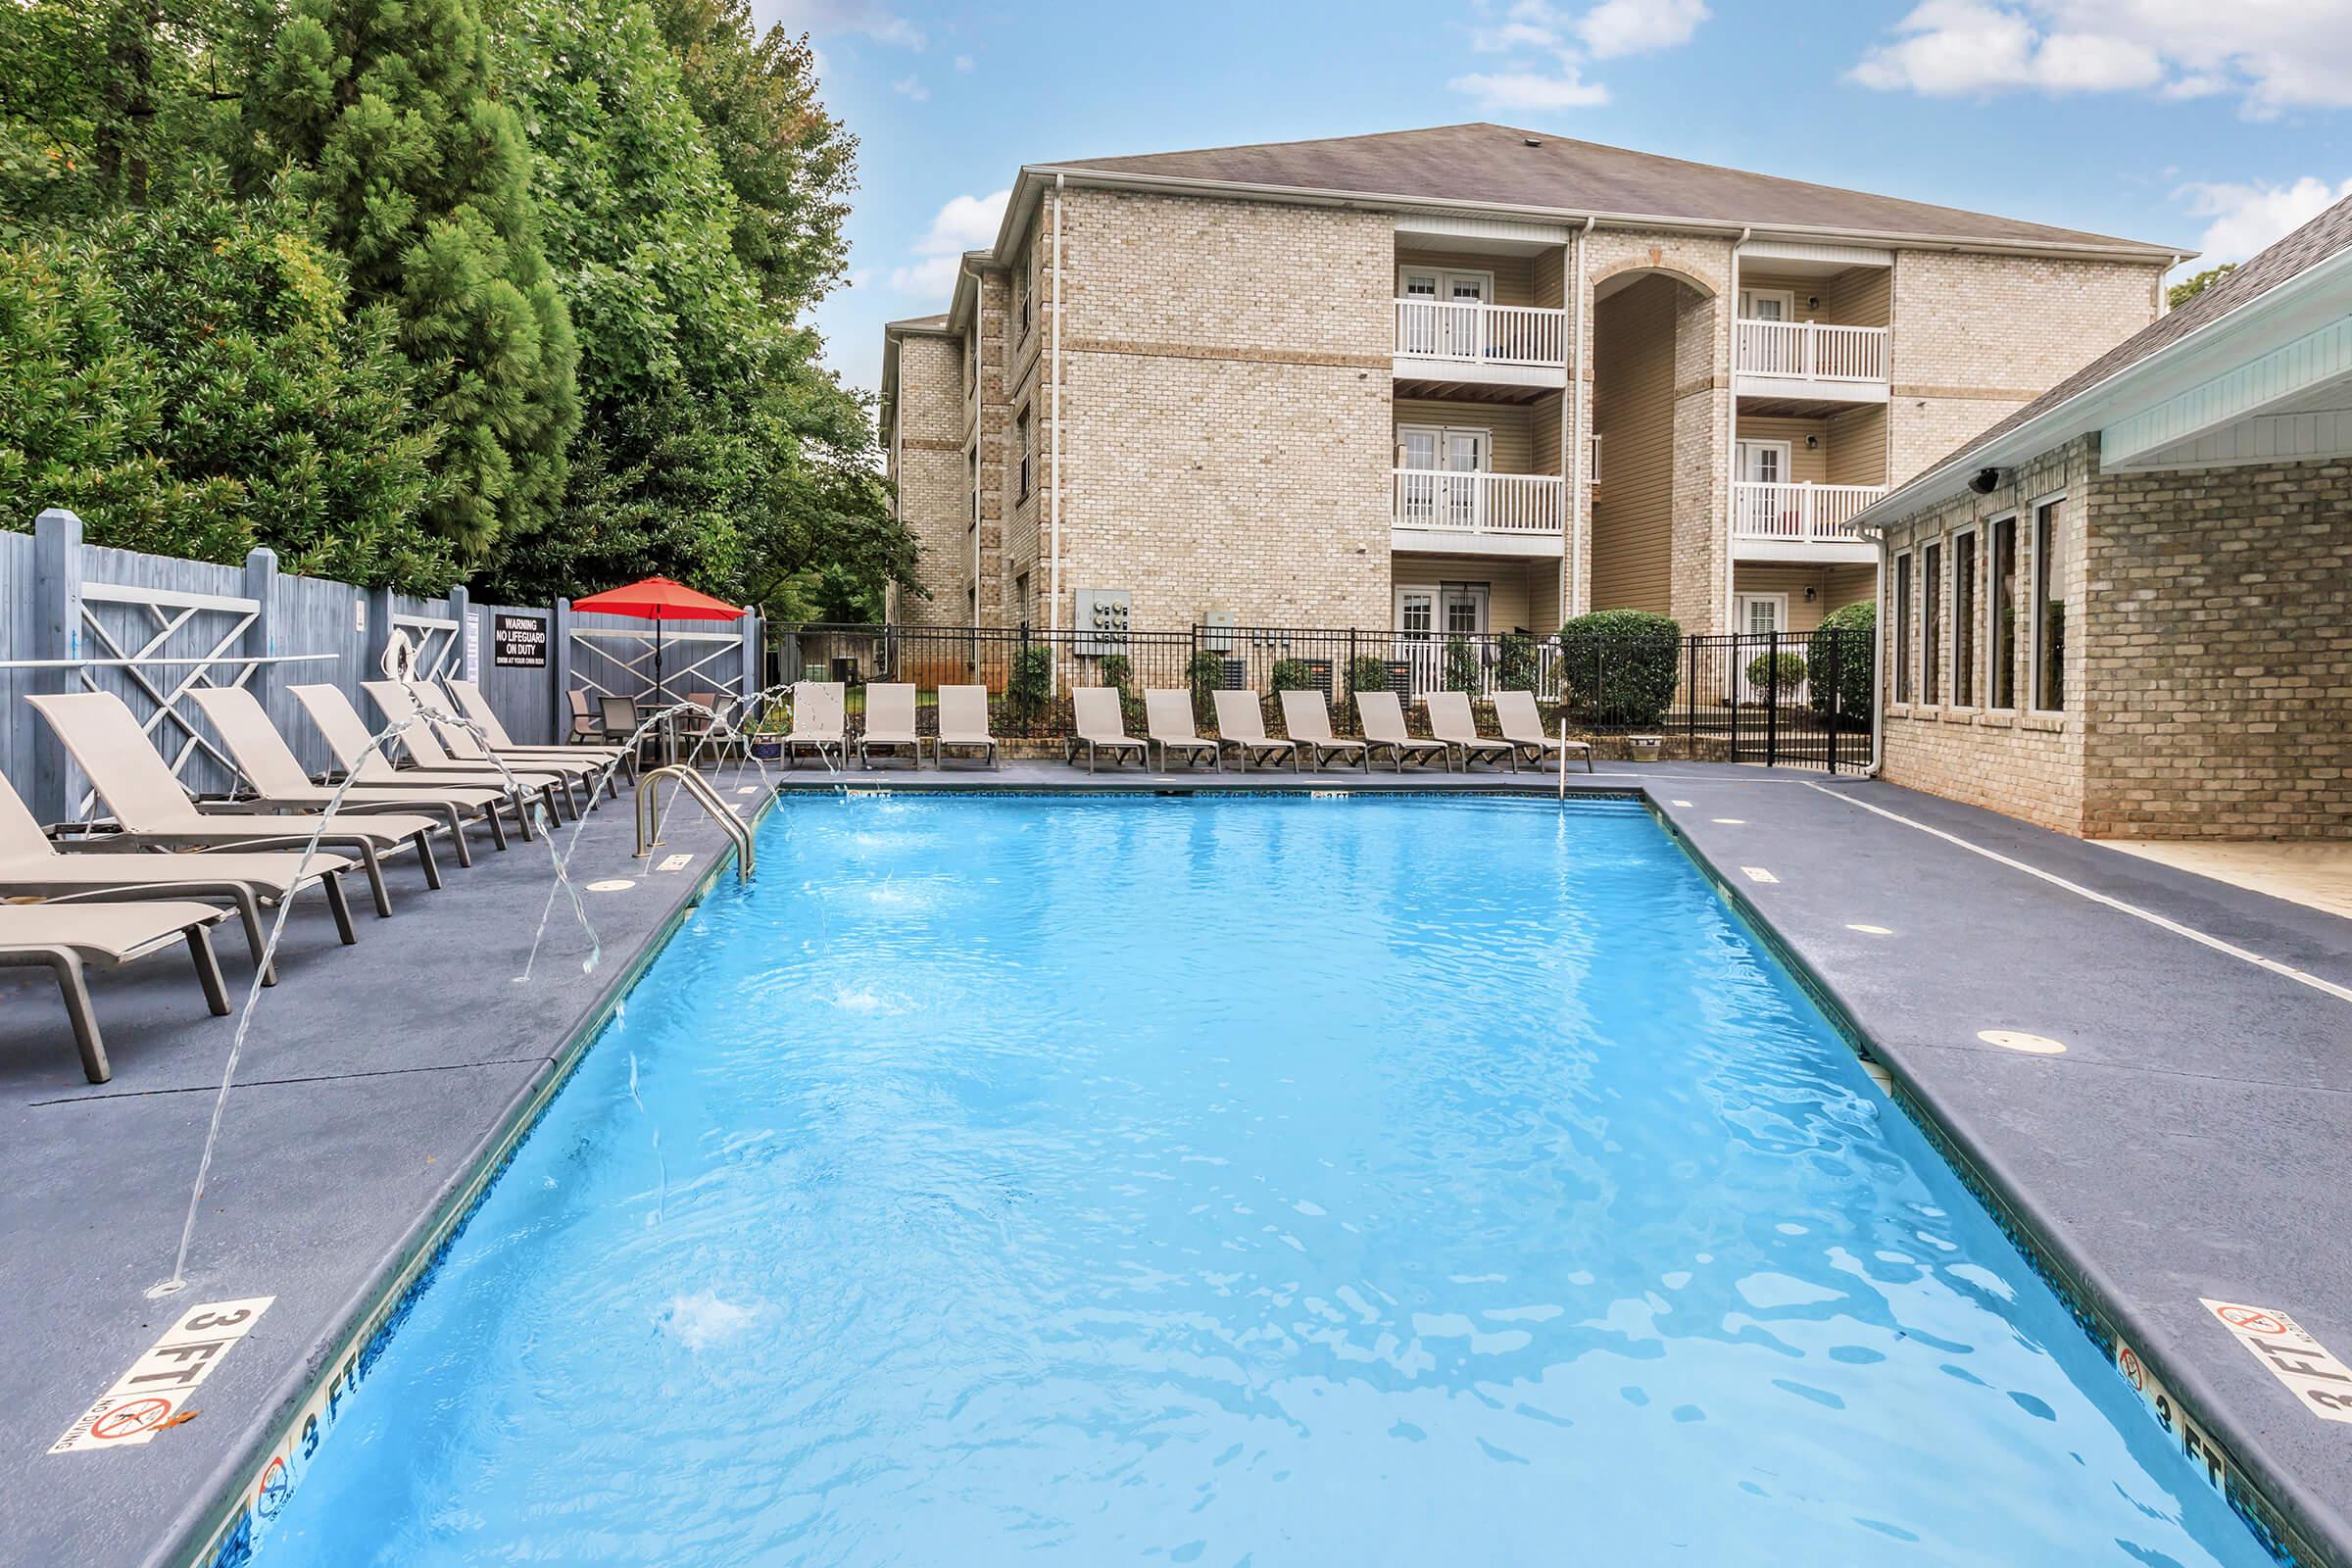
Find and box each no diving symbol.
[2119,1347,2145,1392]
[2218,1306,2289,1336]
[258,1455,291,1516]
[90,1398,173,1442]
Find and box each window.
[1922,540,1943,705]
[1739,287,1794,321]
[967,451,979,531]
[1990,514,2018,710]
[1013,571,1030,625]
[2032,495,2069,711]
[1015,409,1032,502]
[1735,439,1789,485]
[1952,529,1978,707]
[1892,551,1914,705]
[1015,268,1030,339]
[1587,432,1602,484]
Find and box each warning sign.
[50,1297,275,1454]
[2202,1298,2352,1425]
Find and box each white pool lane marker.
[1740,866,1779,884]
[656,853,695,873]
[1803,784,2352,1007]
[52,1298,274,1453]
[2202,1301,2352,1425]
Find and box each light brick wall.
[890,332,970,628]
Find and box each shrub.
[1808,600,1875,719]
[1186,649,1227,725]
[1744,651,1808,699]
[1557,610,1682,726]
[1098,653,1133,693]
[1347,654,1395,700]
[1442,637,1482,695]
[1269,658,1317,692]
[1004,644,1052,723]
[1494,632,1539,694]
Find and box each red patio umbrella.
[571,576,747,706]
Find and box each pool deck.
[1,760,2346,1567]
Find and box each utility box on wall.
[1073,588,1131,658]
[1200,610,1237,653]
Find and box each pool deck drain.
[0,760,2346,1567]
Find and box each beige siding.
[1396,248,1536,307]
[1825,404,1888,487]
[1734,415,1831,483]
[1733,563,1875,633]
[1589,273,1678,613]
[1818,265,1891,327]
[1395,399,1541,472]
[1390,555,1551,635]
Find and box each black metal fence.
[771,622,1873,771]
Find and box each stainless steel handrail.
[635,764,755,877]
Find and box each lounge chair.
[785,682,847,769]
[447,679,634,780]
[365,681,600,815]
[191,687,510,864]
[2,899,233,1082]
[857,683,921,769]
[1356,691,1450,772]
[1143,689,1219,770]
[1494,690,1592,773]
[1278,690,1368,773]
[28,690,441,919]
[0,767,358,967]
[1065,687,1146,773]
[1210,689,1300,772]
[1424,690,1518,772]
[292,683,563,841]
[932,685,998,769]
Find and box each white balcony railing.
[1394,299,1568,369]
[1393,469,1565,536]
[1731,481,1885,543]
[1735,319,1887,382]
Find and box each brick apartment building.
[879,123,2179,655]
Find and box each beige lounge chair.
[1356,691,1450,772]
[366,681,598,816]
[293,683,562,842]
[1,899,233,1082]
[1278,690,1368,773]
[857,684,921,769]
[0,767,358,966]
[785,682,847,768]
[1065,687,1146,773]
[932,685,998,768]
[446,678,634,779]
[191,687,509,864]
[28,690,441,918]
[1424,690,1517,772]
[565,688,610,745]
[1210,689,1300,772]
[1494,690,1592,773]
[1143,689,1219,770]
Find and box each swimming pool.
[248,794,2268,1565]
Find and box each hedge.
[1807,600,1875,719]
[1557,610,1682,726]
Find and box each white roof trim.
[2101,313,2352,468]
[1740,239,1892,268]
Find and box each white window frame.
[1921,534,1944,707]
[1395,422,1493,471]
[2028,489,2071,716]
[1740,287,1796,322]
[1398,266,1495,303]
[1734,438,1793,485]
[1949,524,1980,709]
[1587,432,1602,485]
[1734,591,1790,636]
[1986,512,2020,712]
[1892,547,1916,706]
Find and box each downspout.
[1049,173,1065,637]
[1725,226,1749,638]
[1865,523,1886,776]
[1568,215,1593,620]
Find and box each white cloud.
[887,188,1011,297]
[1577,0,1709,59]
[2179,174,2352,261]
[954,53,974,72]
[1848,1,2352,116]
[754,0,923,49]
[1448,65,1610,111]
[891,74,928,101]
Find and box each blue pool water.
[252,795,2267,1566]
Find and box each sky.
[758,0,2352,394]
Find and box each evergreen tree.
[228,0,578,559]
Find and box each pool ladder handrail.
[635,764,756,878]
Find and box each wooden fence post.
[30,509,84,823]
[552,597,573,746]
[242,547,279,710]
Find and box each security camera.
[1968,467,2002,495]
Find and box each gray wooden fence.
[1,509,762,825]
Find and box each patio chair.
[368,681,602,815]
[1143,689,1219,770]
[27,690,441,919]
[1,899,234,1083]
[1210,689,1300,773]
[449,679,634,780]
[1278,690,1368,773]
[565,688,611,746]
[1494,690,1592,773]
[858,683,922,769]
[191,687,509,865]
[932,685,998,769]
[1356,691,1450,772]
[785,682,848,769]
[359,681,586,819]
[1065,687,1146,773]
[292,683,564,842]
[597,695,640,746]
[0,766,358,967]
[1424,690,1517,772]
[678,689,749,767]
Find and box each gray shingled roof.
[1045,122,2176,254]
[1916,193,2352,480]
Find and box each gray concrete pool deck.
[0,760,2345,1566]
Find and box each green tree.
[2168,263,2235,311]
[228,0,578,559]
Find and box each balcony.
[1731,481,1883,564]
[1391,469,1565,556]
[1393,300,1569,391]
[1733,319,1889,406]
